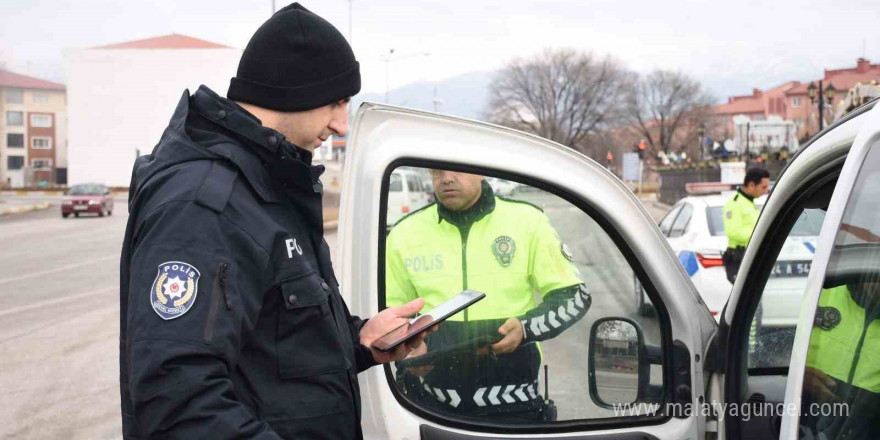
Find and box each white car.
[385,168,432,228]
[485,176,519,196]
[645,192,820,323]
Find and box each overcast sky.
[3,0,880,100]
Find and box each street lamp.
[380,50,430,104]
[807,80,836,131]
[697,123,706,160]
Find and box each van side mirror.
[589,317,649,408]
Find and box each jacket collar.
[183,86,325,200]
[736,188,755,202]
[437,180,496,228]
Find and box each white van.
[386,168,432,228]
[339,100,880,440]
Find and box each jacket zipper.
[846,315,871,385]
[204,262,229,343]
[459,225,471,322]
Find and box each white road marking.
[0,286,116,318]
[0,255,117,286]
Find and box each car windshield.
[68,184,105,195]
[707,205,822,236]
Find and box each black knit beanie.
[228,3,360,112]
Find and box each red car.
[61,183,114,218]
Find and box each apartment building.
[0,70,66,188]
[66,34,241,186]
[713,58,880,141]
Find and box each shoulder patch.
[393,202,437,228]
[151,261,200,320]
[497,196,544,212]
[726,210,733,219]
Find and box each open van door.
[339,103,717,439]
[714,101,879,440]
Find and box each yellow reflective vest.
[385,198,582,320]
[723,190,759,249]
[806,286,880,393]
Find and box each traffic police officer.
[802,283,880,439]
[119,5,426,439]
[722,167,770,283]
[386,169,591,421]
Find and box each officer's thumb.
[498,318,515,335]
[393,298,425,318]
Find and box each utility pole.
[347,0,353,43]
[432,86,443,112]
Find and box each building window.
[7,156,24,170]
[32,93,49,104]
[31,159,52,170]
[7,133,24,148]
[30,114,52,128]
[6,88,24,103]
[792,97,801,108]
[6,111,23,126]
[32,137,52,149]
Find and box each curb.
[0,191,64,196]
[0,202,51,216]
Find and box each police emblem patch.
[814,306,841,330]
[493,236,516,267]
[150,261,200,320]
[726,210,733,219]
[561,243,574,262]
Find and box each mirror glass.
[591,319,640,405]
[383,165,663,423]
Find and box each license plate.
[771,261,811,277]
[74,205,88,211]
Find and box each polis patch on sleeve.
[150,261,200,320]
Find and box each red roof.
[713,97,764,115]
[0,70,65,91]
[786,71,880,95]
[92,34,231,50]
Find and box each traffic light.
[606,151,613,163]
[637,139,647,159]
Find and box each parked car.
[485,176,520,196]
[342,100,879,440]
[61,183,114,218]
[385,168,432,228]
[642,191,822,324]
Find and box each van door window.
[800,142,880,439]
[383,165,666,427]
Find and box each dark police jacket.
[119,86,375,440]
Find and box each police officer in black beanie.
[119,3,428,439]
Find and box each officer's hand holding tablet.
[369,290,486,358]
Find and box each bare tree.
[623,70,715,156]
[484,49,628,149]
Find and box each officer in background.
[385,169,591,422]
[722,167,770,283]
[119,5,426,439]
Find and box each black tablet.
[372,290,486,352]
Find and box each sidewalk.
[638,193,671,222]
[0,201,51,216]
